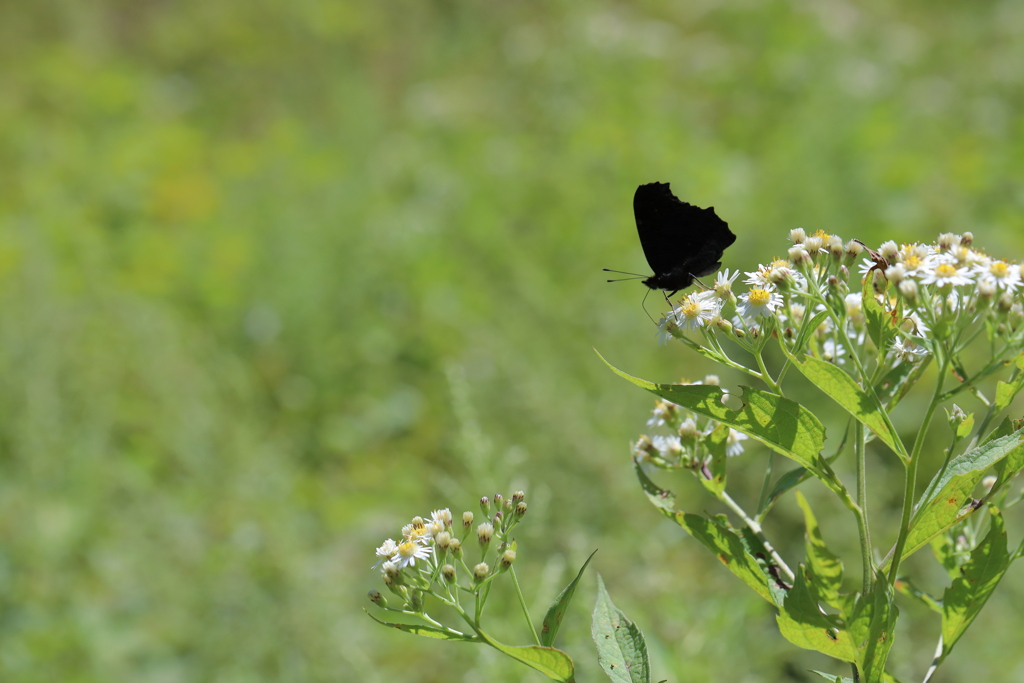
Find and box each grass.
[1,1,1023,681]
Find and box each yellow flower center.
[989,261,1009,277]
[680,300,703,319]
[748,289,772,305]
[934,263,958,278]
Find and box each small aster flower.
[674,292,720,330]
[919,256,974,288]
[737,288,784,320]
[725,428,748,457]
[647,399,678,428]
[890,336,929,363]
[973,259,1021,291]
[678,418,699,438]
[392,538,433,570]
[844,293,864,327]
[656,314,682,344]
[651,434,683,459]
[712,268,741,298]
[375,539,399,566]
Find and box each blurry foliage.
[0,0,1023,681]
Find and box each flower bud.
[493,494,504,509]
[473,562,490,582]
[368,590,388,607]
[790,228,807,244]
[884,263,907,284]
[448,538,463,558]
[879,240,899,261]
[500,549,517,571]
[477,522,494,549]
[829,236,845,261]
[844,240,864,260]
[512,491,525,504]
[479,497,490,516]
[462,511,474,530]
[788,245,811,266]
[514,501,527,519]
[898,279,918,302]
[441,564,457,582]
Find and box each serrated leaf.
[882,430,1024,569]
[592,575,650,683]
[776,565,855,662]
[634,460,775,604]
[790,356,907,461]
[477,629,576,682]
[541,550,598,646]
[941,507,1010,660]
[796,491,844,605]
[364,610,478,641]
[601,353,835,489]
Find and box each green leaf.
[790,355,907,461]
[861,276,895,353]
[993,354,1024,412]
[763,426,850,515]
[930,534,961,581]
[600,352,840,494]
[941,507,1011,660]
[634,460,775,604]
[477,629,577,682]
[541,550,598,646]
[848,574,898,683]
[955,412,975,439]
[699,423,729,496]
[776,565,856,662]
[882,430,1024,569]
[809,672,854,682]
[592,575,650,683]
[364,610,478,641]
[796,491,844,605]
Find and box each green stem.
[854,422,874,593]
[719,489,794,582]
[887,358,947,584]
[508,567,540,645]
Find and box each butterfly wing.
[633,182,736,292]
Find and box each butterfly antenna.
[640,288,661,325]
[603,268,646,283]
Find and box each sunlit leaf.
[941,507,1011,660]
[776,565,855,662]
[364,610,477,641]
[477,630,576,682]
[790,355,907,461]
[592,575,650,683]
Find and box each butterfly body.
[633,182,736,296]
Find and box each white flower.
[651,434,683,459]
[821,339,846,365]
[844,293,864,326]
[647,400,677,428]
[890,336,929,363]
[712,268,741,299]
[918,255,974,287]
[725,429,748,457]
[737,288,784,320]
[392,538,433,570]
[375,539,399,567]
[674,292,720,330]
[973,259,1021,291]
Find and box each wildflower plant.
[366,492,598,682]
[603,229,1024,682]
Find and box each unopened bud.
[500,549,517,570]
[514,501,527,519]
[479,497,491,516]
[436,531,452,551]
[441,564,457,582]
[512,491,525,504]
[462,511,474,530]
[473,562,490,582]
[790,228,807,244]
[899,279,918,302]
[448,538,463,558]
[477,522,494,548]
[368,590,388,607]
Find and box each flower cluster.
[634,377,749,473]
[370,493,527,615]
[658,230,1024,374]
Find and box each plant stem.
[854,422,874,593]
[719,489,794,582]
[887,358,946,584]
[508,567,541,645]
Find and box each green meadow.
[2,2,1023,681]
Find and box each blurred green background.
[2,1,1024,681]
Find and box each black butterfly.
[607,182,736,298]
